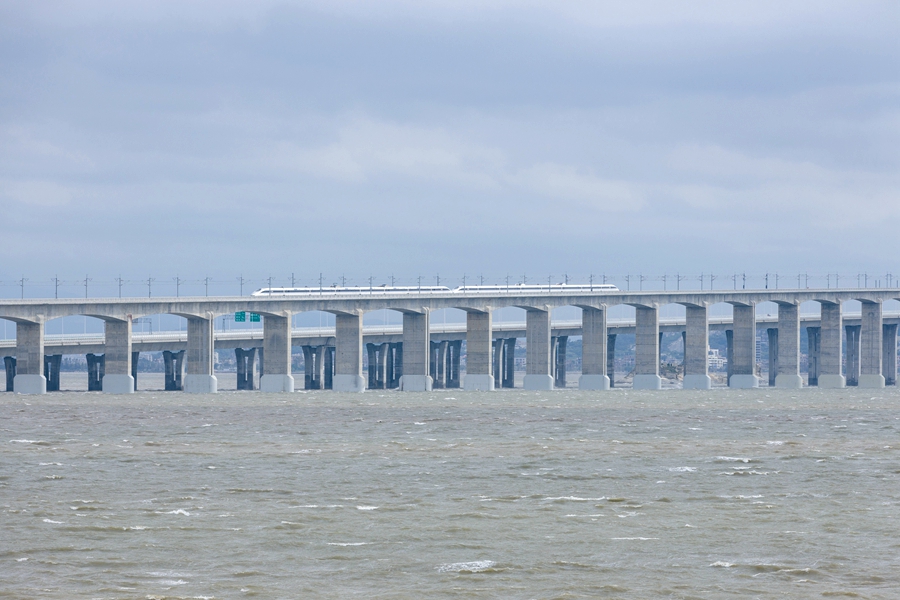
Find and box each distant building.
[708,348,727,369]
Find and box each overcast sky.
[1,0,898,292]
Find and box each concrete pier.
[464,311,494,391]
[607,333,617,387]
[845,325,861,386]
[725,329,734,383]
[553,335,568,388]
[44,354,61,391]
[859,301,885,388]
[579,306,609,390]
[682,305,711,389]
[729,304,758,388]
[775,302,803,388]
[447,340,461,388]
[883,324,897,386]
[87,353,105,391]
[184,317,217,393]
[633,306,662,389]
[260,313,294,392]
[235,348,258,390]
[400,311,432,391]
[102,318,134,394]
[4,356,15,391]
[13,321,46,394]
[333,312,364,392]
[524,308,554,390]
[324,346,334,389]
[806,326,820,386]
[163,350,185,391]
[818,303,845,388]
[388,343,402,388]
[767,328,778,387]
[431,340,448,388]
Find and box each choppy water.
[2,388,899,599]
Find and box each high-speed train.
[250,283,619,296]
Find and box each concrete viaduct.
[0,288,897,394]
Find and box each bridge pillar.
[729,305,758,388]
[103,319,134,394]
[492,339,504,386]
[44,354,61,391]
[259,314,294,392]
[775,302,803,388]
[132,351,139,390]
[464,311,493,391]
[806,326,820,386]
[524,308,554,390]
[400,312,431,391]
[554,335,568,388]
[87,353,104,391]
[185,317,217,393]
[633,306,662,389]
[430,340,447,388]
[725,329,733,383]
[845,325,860,386]
[447,340,461,388]
[324,347,334,389]
[163,350,184,391]
[235,348,257,390]
[366,343,378,389]
[4,356,15,392]
[883,324,897,386]
[333,313,364,392]
[766,328,778,387]
[683,305,711,389]
[14,321,46,394]
[579,307,609,390]
[859,301,884,388]
[818,303,845,388]
[608,333,617,387]
[389,342,402,388]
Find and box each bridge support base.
[260,374,295,393]
[184,374,217,394]
[523,374,554,391]
[102,374,135,394]
[578,374,610,390]
[632,374,662,390]
[333,374,365,393]
[464,374,494,391]
[858,374,885,389]
[729,374,758,388]
[818,374,845,388]
[682,374,711,390]
[775,374,803,389]
[14,374,46,395]
[400,375,432,391]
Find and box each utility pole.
[639,274,646,291]
[53,275,60,299]
[238,275,246,296]
[625,274,631,291]
[732,273,737,290]
[436,274,440,287]
[83,275,91,299]
[742,273,746,290]
[319,273,323,294]
[115,276,123,298]
[369,275,374,291]
[147,276,154,298]
[710,274,717,290]
[698,273,704,291]
[676,273,685,291]
[204,277,210,297]
[589,273,594,291]
[174,276,182,298]
[19,276,27,299]
[291,273,295,288]
[661,274,667,291]
[267,276,273,295]
[765,272,769,289]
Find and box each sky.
[1,0,898,296]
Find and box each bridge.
[1,288,898,393]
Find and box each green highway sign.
[250,313,261,322]
[234,311,246,322]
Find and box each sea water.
[2,388,899,598]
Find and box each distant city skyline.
[2,1,897,278]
